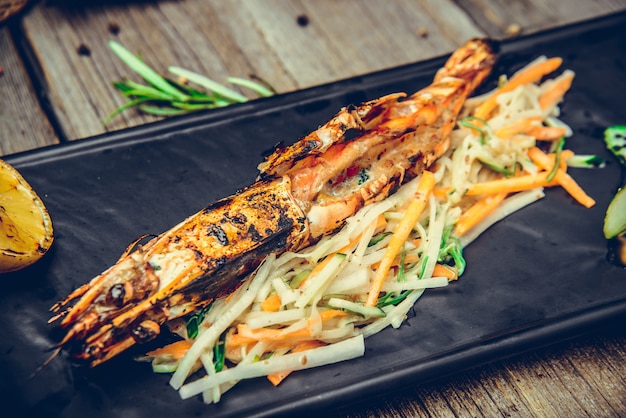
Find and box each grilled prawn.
[50,39,495,366]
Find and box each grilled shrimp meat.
[50,38,496,366]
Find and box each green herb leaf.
[103,97,155,125]
[377,290,411,308]
[213,334,226,372]
[186,304,212,339]
[440,226,466,275]
[368,232,391,247]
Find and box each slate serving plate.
[2,12,626,418]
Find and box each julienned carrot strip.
[226,331,256,348]
[539,70,574,110]
[433,187,451,198]
[474,57,563,120]
[455,192,508,236]
[466,172,558,196]
[366,171,435,307]
[261,293,282,312]
[298,254,333,289]
[432,264,458,281]
[527,126,567,141]
[560,149,575,169]
[267,340,326,386]
[318,308,350,322]
[236,323,311,342]
[495,116,543,138]
[146,339,193,361]
[528,147,595,208]
[228,310,349,351]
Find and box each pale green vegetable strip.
[294,253,347,308]
[327,297,385,318]
[227,77,274,97]
[109,41,187,101]
[179,335,365,399]
[381,276,449,292]
[169,66,248,102]
[459,189,545,248]
[170,254,275,390]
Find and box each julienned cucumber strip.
[604,125,626,167]
[604,187,626,239]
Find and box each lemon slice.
[0,159,54,273]
[604,186,626,239]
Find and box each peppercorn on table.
[1,1,625,417]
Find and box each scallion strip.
[109,41,188,101]
[546,137,565,182]
[169,67,248,103]
[460,116,490,145]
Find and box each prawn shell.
[56,176,309,366]
[170,175,309,298]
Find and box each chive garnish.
[106,41,274,124]
[546,137,565,182]
[460,116,490,144]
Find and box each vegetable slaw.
[136,54,600,404]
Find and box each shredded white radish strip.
[459,188,545,247]
[294,254,346,308]
[178,335,366,400]
[245,309,305,329]
[170,254,276,389]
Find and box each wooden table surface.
[1,1,625,416]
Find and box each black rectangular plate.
[2,12,626,418]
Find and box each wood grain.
[455,0,626,38]
[0,26,57,156]
[339,323,626,417]
[19,0,484,140]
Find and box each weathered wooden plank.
[455,0,626,38]
[0,26,57,157]
[6,1,626,417]
[19,0,484,140]
[340,327,626,417]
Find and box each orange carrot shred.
[455,192,508,236]
[432,264,458,281]
[539,71,575,110]
[366,171,435,306]
[146,339,193,361]
[475,57,563,120]
[466,172,559,196]
[267,340,326,386]
[527,126,567,141]
[261,293,282,312]
[528,147,595,208]
[494,116,544,138]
